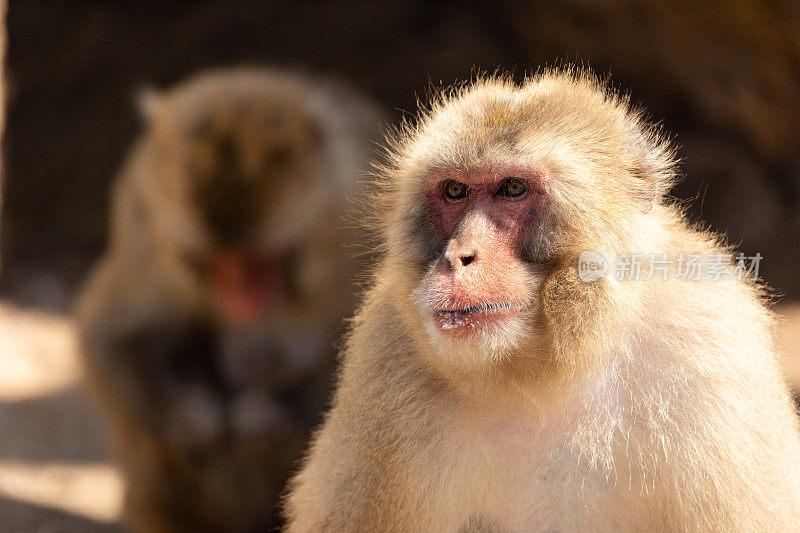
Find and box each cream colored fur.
[285,69,800,532]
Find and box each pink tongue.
[212,252,275,323]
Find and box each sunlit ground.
[0,304,123,532]
[0,301,798,531]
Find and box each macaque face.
[148,84,327,324]
[413,164,547,356]
[390,78,652,368]
[182,109,322,323]
[390,77,666,366]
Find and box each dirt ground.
[0,301,799,532]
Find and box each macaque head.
[139,69,350,324]
[380,71,675,371]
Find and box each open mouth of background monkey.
[209,251,277,323]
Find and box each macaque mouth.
[435,302,519,317]
[432,302,521,333]
[211,251,277,323]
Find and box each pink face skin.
[424,165,548,338]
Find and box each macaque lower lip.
[434,302,520,316]
[432,302,521,333]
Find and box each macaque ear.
[626,122,676,212]
[136,86,162,120]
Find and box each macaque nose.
[445,247,478,272]
[459,253,476,267]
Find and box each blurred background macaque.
[0,1,799,531]
[77,68,383,531]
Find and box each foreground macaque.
[77,68,382,531]
[285,70,800,531]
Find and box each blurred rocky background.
[1,1,799,531]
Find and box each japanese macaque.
[285,70,800,531]
[76,68,382,531]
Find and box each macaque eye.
[444,180,468,200]
[496,177,527,198]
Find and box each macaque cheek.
[211,252,276,323]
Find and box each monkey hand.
[163,386,225,451]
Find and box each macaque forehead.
[399,117,548,199]
[404,76,633,171]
